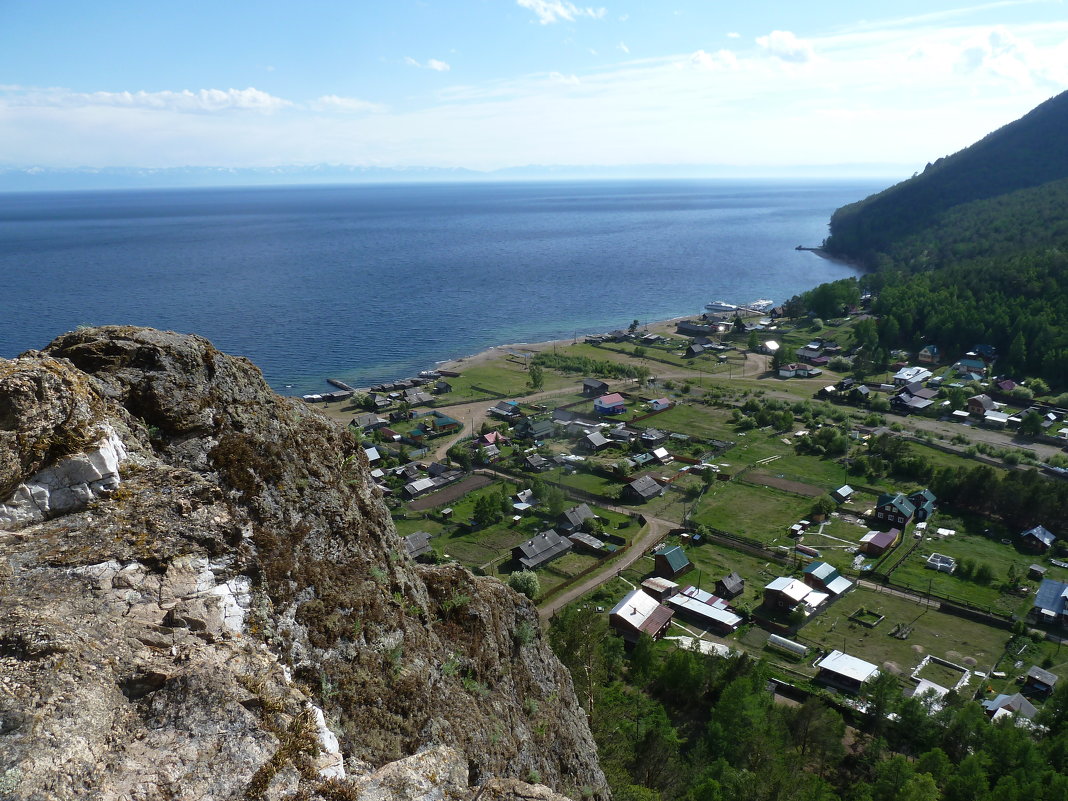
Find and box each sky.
[2,0,1067,176]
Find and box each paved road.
[537,515,676,620]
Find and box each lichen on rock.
[0,326,606,801]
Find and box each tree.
[629,318,640,334]
[733,315,746,334]
[447,444,473,471]
[508,569,540,600]
[747,330,760,351]
[473,494,501,528]
[528,362,544,390]
[1020,410,1042,437]
[634,345,646,358]
[771,345,796,371]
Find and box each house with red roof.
[594,393,626,415]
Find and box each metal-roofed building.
[609,588,674,644]
[512,530,572,570]
[817,650,880,693]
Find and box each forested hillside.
[825,90,1068,265]
[795,91,1068,386]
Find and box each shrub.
[508,570,541,600]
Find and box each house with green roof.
[654,545,692,579]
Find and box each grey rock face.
[0,326,606,801]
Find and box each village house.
[968,394,998,416]
[873,492,915,527]
[478,430,508,447]
[489,399,521,420]
[577,431,612,453]
[667,586,743,635]
[763,577,827,614]
[816,650,880,694]
[557,503,598,533]
[512,530,572,570]
[403,531,433,561]
[523,454,551,472]
[581,378,610,397]
[982,693,1037,722]
[609,588,674,644]
[653,545,692,579]
[594,393,627,415]
[640,428,668,448]
[625,474,666,504]
[1020,525,1056,553]
[650,398,672,412]
[514,418,554,441]
[352,412,388,431]
[802,561,854,596]
[893,366,933,386]
[860,528,901,556]
[918,344,940,364]
[1032,578,1068,626]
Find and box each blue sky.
[2,0,1067,174]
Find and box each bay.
[0,179,882,395]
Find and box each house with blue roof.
[1032,578,1068,626]
[1021,525,1056,553]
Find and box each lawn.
[886,511,1051,616]
[437,358,575,403]
[642,403,737,441]
[799,586,1012,676]
[691,480,815,546]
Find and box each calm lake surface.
[0,179,882,394]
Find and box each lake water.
[0,179,881,394]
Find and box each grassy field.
[438,358,576,403]
[642,403,737,441]
[692,480,814,545]
[799,586,1012,676]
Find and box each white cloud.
[727,32,740,39]
[311,95,385,114]
[7,86,291,113]
[549,72,581,85]
[755,30,815,63]
[956,25,1063,87]
[618,41,630,54]
[689,49,738,70]
[516,0,607,25]
[406,56,451,71]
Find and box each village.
[309,302,1068,726]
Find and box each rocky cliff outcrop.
[0,327,607,801]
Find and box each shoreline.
[309,312,713,399]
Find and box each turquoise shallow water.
[0,179,880,394]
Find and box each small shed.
[1025,665,1059,698]
[654,545,692,579]
[715,572,744,599]
[832,485,854,504]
